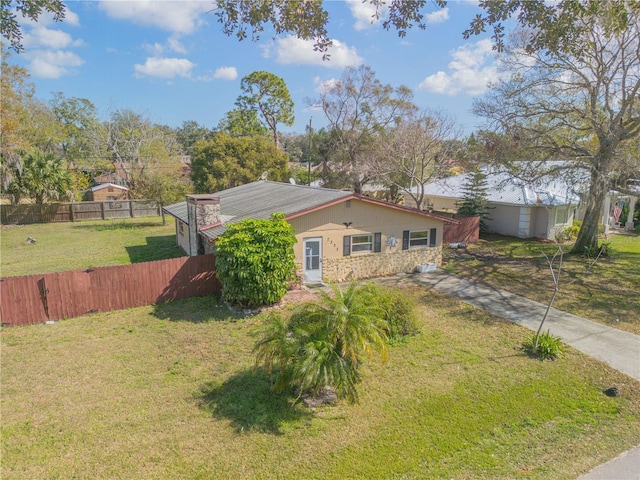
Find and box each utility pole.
[307,117,312,186]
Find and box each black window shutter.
[402,230,410,250]
[343,235,351,256]
[374,232,382,252]
[430,228,437,247]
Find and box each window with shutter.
[402,230,410,250]
[343,235,351,256]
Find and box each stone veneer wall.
[297,247,441,283]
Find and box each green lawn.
[0,217,185,277]
[2,287,639,479]
[444,233,640,335]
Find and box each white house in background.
[405,169,580,240]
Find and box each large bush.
[215,214,296,307]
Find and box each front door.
[303,237,322,283]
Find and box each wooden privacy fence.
[1,200,160,225]
[0,255,220,326]
[443,216,480,244]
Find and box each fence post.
[70,203,75,222]
[130,200,135,218]
[101,202,106,220]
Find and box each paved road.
[409,270,640,480]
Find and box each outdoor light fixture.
[387,235,397,247]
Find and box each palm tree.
[8,150,71,204]
[253,282,388,403]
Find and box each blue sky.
[11,0,505,135]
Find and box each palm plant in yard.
[254,283,389,403]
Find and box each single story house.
[163,180,458,283]
[405,170,579,240]
[85,183,130,201]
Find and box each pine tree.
[456,169,491,232]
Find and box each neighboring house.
[405,170,579,240]
[163,180,457,283]
[85,183,130,201]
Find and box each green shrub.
[215,214,297,308]
[360,284,420,343]
[524,330,565,361]
[556,222,580,242]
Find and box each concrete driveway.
[410,270,640,480]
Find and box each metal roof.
[163,181,352,239]
[416,169,580,207]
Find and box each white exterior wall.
[485,204,521,237]
[175,219,190,255]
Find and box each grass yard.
[0,217,185,277]
[444,233,640,335]
[2,286,639,479]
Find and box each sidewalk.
[410,270,640,479]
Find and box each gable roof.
[91,182,129,192]
[415,168,579,207]
[163,180,455,240]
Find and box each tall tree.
[318,65,416,193]
[473,2,640,254]
[175,120,212,157]
[456,168,491,232]
[0,48,33,189]
[101,109,181,188]
[190,132,290,193]
[50,92,99,168]
[373,111,459,210]
[235,71,294,149]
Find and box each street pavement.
[409,270,640,480]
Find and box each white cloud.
[143,34,187,55]
[98,1,211,34]
[419,39,501,95]
[348,0,382,31]
[213,66,238,80]
[425,7,449,24]
[266,36,362,68]
[134,57,195,79]
[20,6,84,79]
[167,34,187,54]
[23,26,82,49]
[143,42,165,55]
[28,50,84,78]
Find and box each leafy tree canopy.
[190,132,290,193]
[1,0,65,52]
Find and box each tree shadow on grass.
[152,296,241,323]
[197,369,312,435]
[125,235,186,263]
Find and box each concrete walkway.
[410,270,640,479]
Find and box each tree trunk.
[571,164,608,255]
